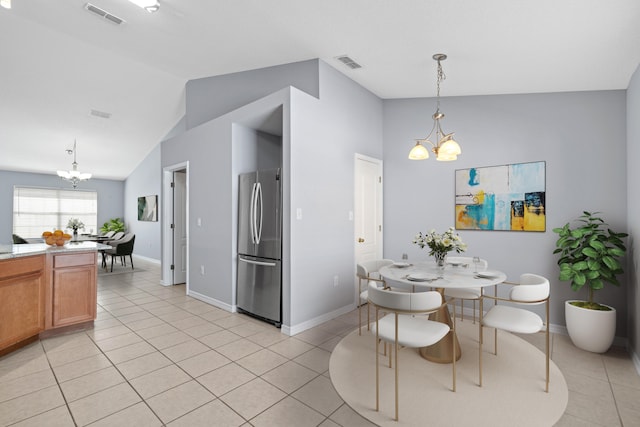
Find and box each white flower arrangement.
[67,218,85,231]
[412,227,467,258]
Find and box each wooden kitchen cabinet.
[48,252,97,329]
[0,255,45,353]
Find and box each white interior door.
[173,170,187,285]
[354,154,383,272]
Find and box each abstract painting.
[137,195,158,222]
[455,161,546,231]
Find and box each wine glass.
[473,256,481,273]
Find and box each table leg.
[419,299,461,364]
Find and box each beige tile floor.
[1,258,639,426]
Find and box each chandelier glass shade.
[57,140,91,189]
[409,53,461,161]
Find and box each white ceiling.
[2,0,639,180]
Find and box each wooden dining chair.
[479,273,550,392]
[356,259,394,335]
[368,282,456,421]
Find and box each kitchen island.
[0,242,109,356]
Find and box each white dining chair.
[368,282,456,421]
[479,273,550,392]
[443,256,488,323]
[356,259,394,335]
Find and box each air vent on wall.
[85,3,125,25]
[335,55,362,70]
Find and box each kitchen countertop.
[0,242,111,260]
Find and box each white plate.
[407,273,437,282]
[393,262,410,268]
[447,261,465,267]
[475,270,501,278]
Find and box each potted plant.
[553,211,627,353]
[100,218,126,234]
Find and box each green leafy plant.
[100,217,125,234]
[553,211,627,310]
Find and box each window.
[13,187,98,238]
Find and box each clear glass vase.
[433,252,446,277]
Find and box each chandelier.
[408,54,462,161]
[57,140,92,188]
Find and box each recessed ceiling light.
[127,0,160,13]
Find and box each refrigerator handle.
[239,257,277,267]
[256,182,263,244]
[250,182,257,244]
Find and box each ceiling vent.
[90,109,112,119]
[84,3,125,25]
[336,55,362,70]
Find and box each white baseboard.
[188,290,234,313]
[282,303,354,336]
[132,254,161,264]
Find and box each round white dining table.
[378,261,507,363]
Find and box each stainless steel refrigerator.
[237,168,282,327]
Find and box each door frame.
[162,161,189,290]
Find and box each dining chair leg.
[472,300,476,324]
[393,313,399,421]
[452,302,457,392]
[479,297,483,387]
[375,312,380,413]
[394,338,399,421]
[545,300,550,392]
[494,328,498,355]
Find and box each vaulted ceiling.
[2,0,639,180]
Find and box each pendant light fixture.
[57,140,92,189]
[409,54,462,161]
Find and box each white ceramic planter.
[565,300,616,353]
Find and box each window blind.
[13,186,98,238]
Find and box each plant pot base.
[565,300,616,353]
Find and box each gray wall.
[185,60,319,130]
[0,170,124,243]
[627,64,640,360]
[382,90,628,337]
[162,60,384,331]
[124,144,162,261]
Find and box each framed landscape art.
[455,161,546,231]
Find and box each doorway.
[162,162,189,288]
[354,154,383,288]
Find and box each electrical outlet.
[333,275,339,287]
[200,265,205,275]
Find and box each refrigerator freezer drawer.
[237,256,282,326]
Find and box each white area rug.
[329,321,568,426]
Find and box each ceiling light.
[57,140,92,189]
[0,0,11,10]
[127,0,159,13]
[409,54,462,161]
